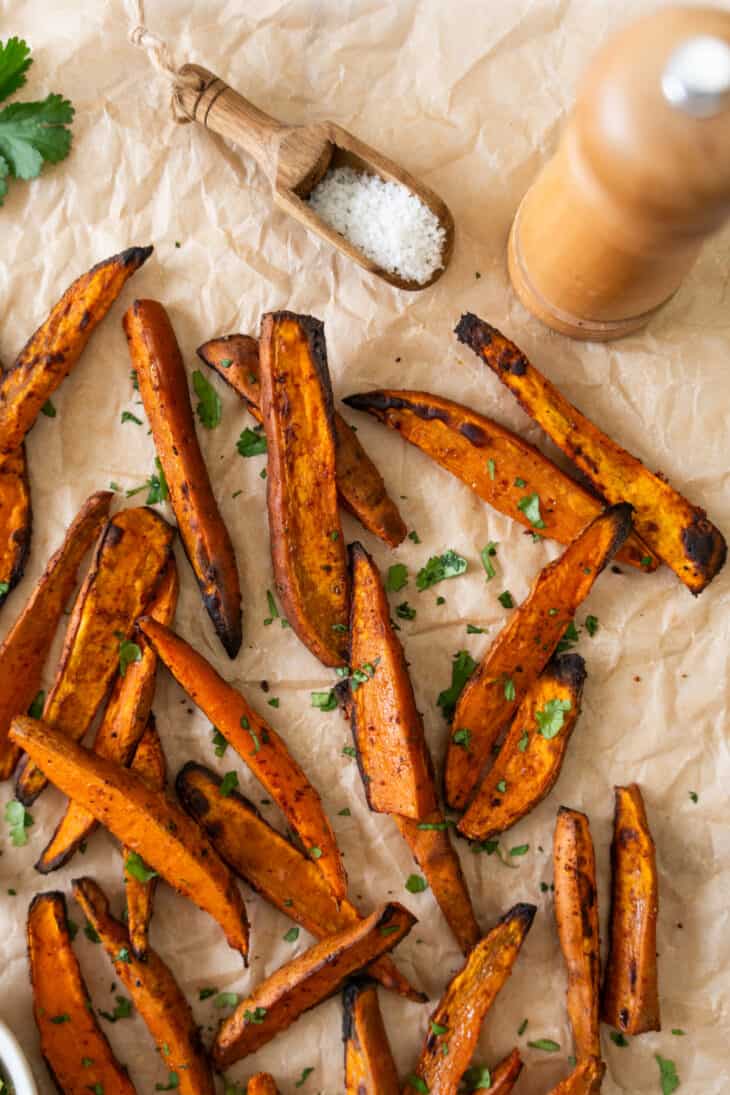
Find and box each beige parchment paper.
[1,0,729,1091]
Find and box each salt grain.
[308,166,446,286]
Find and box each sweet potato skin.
[124,716,166,958]
[458,654,586,840]
[27,891,136,1095]
[446,503,632,811]
[125,299,242,656]
[259,311,349,667]
[343,978,400,1095]
[601,784,660,1035]
[547,1057,606,1094]
[247,1075,280,1095]
[489,1048,524,1093]
[0,443,31,605]
[456,314,726,594]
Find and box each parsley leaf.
[211,727,228,757]
[510,843,529,857]
[518,730,529,752]
[243,1006,267,1024]
[155,1073,179,1091]
[480,541,497,580]
[405,874,427,893]
[41,398,56,417]
[311,690,337,711]
[283,926,300,943]
[219,771,239,797]
[99,995,132,1023]
[386,563,408,592]
[503,675,516,701]
[655,1054,680,1095]
[536,698,571,739]
[0,38,33,102]
[0,82,74,205]
[437,650,477,721]
[236,426,267,457]
[463,1065,492,1090]
[125,852,158,884]
[192,370,222,429]
[486,458,496,480]
[120,410,142,425]
[115,632,142,677]
[396,601,416,620]
[557,621,580,653]
[452,727,471,750]
[527,1038,560,1052]
[498,590,514,609]
[4,800,33,846]
[214,992,239,1009]
[584,614,599,637]
[416,550,467,591]
[517,492,546,529]
[295,1067,314,1087]
[406,1076,429,1093]
[610,1031,629,1046]
[198,987,218,1000]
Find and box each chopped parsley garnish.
[309,846,322,859]
[236,426,267,457]
[379,924,400,936]
[311,690,337,711]
[214,992,239,1009]
[386,563,408,591]
[120,410,142,425]
[463,1065,492,1090]
[408,530,421,544]
[126,457,169,505]
[584,614,599,636]
[503,676,516,701]
[437,650,477,721]
[436,595,446,605]
[396,601,416,620]
[406,1076,429,1093]
[243,1006,267,1024]
[431,1021,448,1035]
[610,1031,629,1046]
[480,541,497,580]
[115,946,131,964]
[405,874,427,893]
[671,1029,686,1036]
[283,926,300,943]
[114,632,142,677]
[342,745,356,758]
[295,1068,314,1088]
[517,492,546,529]
[50,1013,70,1023]
[211,727,228,757]
[496,780,507,793]
[518,1018,528,1035]
[498,590,514,609]
[557,621,580,652]
[84,921,101,943]
[536,698,571,739]
[486,458,496,480]
[452,728,471,750]
[125,851,158,883]
[41,399,57,417]
[655,1054,680,1094]
[518,730,529,752]
[267,697,279,708]
[338,807,351,816]
[4,800,33,846]
[466,623,486,633]
[192,369,222,429]
[219,771,239,797]
[510,844,529,857]
[218,357,233,369]
[99,995,132,1022]
[527,1038,560,1052]
[198,987,218,1000]
[155,1073,180,1091]
[689,791,698,803]
[416,550,467,591]
[417,820,454,831]
[641,555,653,568]
[514,477,526,487]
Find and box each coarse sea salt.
[307,166,446,286]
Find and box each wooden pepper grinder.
[508,6,730,340]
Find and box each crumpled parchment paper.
[1,0,728,1092]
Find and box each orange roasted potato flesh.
[457,314,725,594]
[10,715,250,957]
[72,876,215,1095]
[601,784,660,1034]
[27,891,136,1095]
[404,904,536,1095]
[213,903,416,1069]
[0,443,31,605]
[343,389,656,571]
[140,618,347,903]
[458,654,586,841]
[198,334,407,547]
[124,299,242,657]
[343,978,400,1095]
[124,716,166,958]
[547,1057,606,1094]
[488,1048,524,1094]
[0,490,112,780]
[16,505,174,805]
[247,1075,280,1095]
[446,504,632,811]
[0,245,153,456]
[258,311,349,667]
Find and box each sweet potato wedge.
[601,784,660,1035]
[175,762,422,1002]
[258,311,349,667]
[11,716,250,957]
[198,334,407,547]
[343,389,656,571]
[16,504,174,805]
[247,1076,280,1095]
[456,314,726,594]
[488,1048,524,1093]
[0,443,31,605]
[445,504,632,811]
[124,299,242,657]
[140,618,346,902]
[554,807,602,1061]
[0,490,112,780]
[343,978,400,1095]
[0,246,153,456]
[124,716,166,958]
[72,876,215,1095]
[547,1057,606,1094]
[404,904,536,1095]
[213,903,416,1069]
[458,654,586,841]
[27,891,136,1095]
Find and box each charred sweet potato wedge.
[0,246,153,456]
[124,716,166,958]
[258,311,349,667]
[247,1076,280,1095]
[27,891,136,1095]
[458,654,586,841]
[602,784,660,1035]
[457,314,726,594]
[0,490,112,780]
[124,299,242,657]
[213,903,415,1069]
[198,334,407,547]
[404,904,536,1095]
[72,876,215,1095]
[547,1057,606,1094]
[488,1048,524,1093]
[0,443,31,606]
[16,505,174,805]
[343,978,400,1095]
[140,618,346,902]
[446,504,632,811]
[11,715,250,957]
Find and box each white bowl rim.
[0,1020,38,1095]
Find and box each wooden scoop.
[175,65,454,291]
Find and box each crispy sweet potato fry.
[72,876,215,1095]
[11,716,250,957]
[405,904,536,1095]
[258,311,349,667]
[446,504,632,811]
[140,618,346,902]
[0,246,153,456]
[124,716,166,958]
[547,1057,606,1094]
[343,978,400,1095]
[213,903,415,1069]
[456,314,726,594]
[488,1048,524,1094]
[0,490,112,780]
[124,299,242,657]
[198,334,407,547]
[602,784,660,1034]
[27,891,136,1095]
[458,654,586,841]
[247,1075,280,1095]
[0,443,31,605]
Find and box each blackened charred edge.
[201,585,243,659]
[105,521,124,547]
[598,503,634,569]
[176,761,262,822]
[500,901,537,930]
[119,244,154,268]
[550,652,587,692]
[35,824,87,874]
[269,310,337,434]
[347,540,379,809]
[343,390,450,425]
[557,805,590,825]
[28,889,67,920]
[341,976,374,1042]
[681,514,727,577]
[455,314,529,376]
[3,443,33,600]
[196,334,260,392]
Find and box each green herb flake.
[338,807,351,816]
[510,844,529,857]
[81,1057,94,1067]
[214,992,239,1009]
[386,563,408,592]
[503,676,516,702]
[219,771,239,797]
[584,614,599,637]
[436,595,446,605]
[514,477,526,487]
[115,946,131,964]
[671,1029,686,1036]
[379,924,400,937]
[309,846,322,860]
[236,427,267,457]
[211,727,228,757]
[466,623,486,634]
[311,690,337,711]
[115,632,142,677]
[342,745,356,758]
[463,1065,492,1090]
[267,697,279,708]
[416,549,467,591]
[452,727,471,750]
[518,1018,528,1035]
[406,1077,429,1094]
[41,398,57,417]
[527,1038,560,1052]
[487,458,496,480]
[480,541,498,580]
[121,410,142,426]
[84,921,101,944]
[218,357,233,369]
[431,1021,448,1035]
[517,493,546,529]
[408,530,421,544]
[295,1068,314,1088]
[50,1013,70,1024]
[192,369,222,429]
[536,698,571,740]
[641,555,653,568]
[655,1054,680,1095]
[405,874,428,894]
[155,1073,180,1091]
[689,791,698,803]
[243,1006,267,1024]
[496,779,507,793]
[437,650,478,722]
[610,1031,629,1046]
[99,995,132,1023]
[498,590,514,609]
[124,852,158,883]
[557,621,580,653]
[4,800,33,846]
[518,730,529,753]
[283,926,300,943]
[198,987,218,1000]
[396,601,416,620]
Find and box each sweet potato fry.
[0,443,31,605]
[456,314,726,594]
[488,1048,524,1093]
[547,1057,606,1094]
[404,904,536,1095]
[445,504,632,811]
[458,654,586,841]
[72,876,215,1095]
[258,311,349,667]
[0,490,112,780]
[140,618,346,902]
[0,245,153,456]
[213,903,415,1069]
[16,505,174,805]
[602,784,660,1034]
[343,389,656,571]
[343,978,400,1095]
[124,299,242,657]
[11,716,250,957]
[27,891,136,1095]
[247,1076,280,1095]
[124,716,166,958]
[198,334,407,547]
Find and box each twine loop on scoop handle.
[125,0,204,123]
